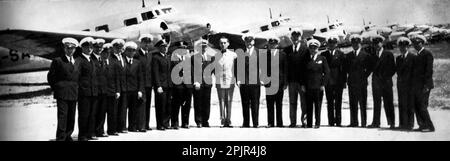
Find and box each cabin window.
[155,10,161,15]
[160,22,168,30]
[162,8,172,13]
[271,21,280,27]
[141,11,155,20]
[320,28,327,33]
[95,24,109,32]
[82,29,90,31]
[242,30,249,33]
[260,25,269,32]
[124,17,138,26]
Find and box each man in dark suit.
[91,38,110,137]
[110,39,128,133]
[264,37,288,127]
[170,42,193,129]
[122,42,145,132]
[395,37,416,130]
[321,36,346,127]
[346,34,373,127]
[76,37,99,141]
[152,39,173,130]
[134,34,154,130]
[192,40,214,128]
[368,35,396,129]
[411,35,435,132]
[303,39,330,128]
[47,37,80,141]
[237,34,262,128]
[284,29,308,128]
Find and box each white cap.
[268,37,280,44]
[242,34,255,42]
[349,34,362,42]
[80,37,95,46]
[62,37,79,47]
[411,34,427,43]
[307,39,321,47]
[327,36,339,43]
[124,41,138,49]
[396,37,412,46]
[111,39,125,46]
[370,35,385,43]
[94,38,105,45]
[139,34,154,42]
[102,43,113,49]
[291,28,303,36]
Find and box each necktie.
[69,56,74,65]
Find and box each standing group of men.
[48,29,435,141]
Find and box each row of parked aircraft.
[0,0,449,74]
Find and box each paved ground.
[0,89,449,141]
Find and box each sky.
[0,0,449,31]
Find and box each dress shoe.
[138,129,147,132]
[146,127,152,131]
[361,124,367,128]
[78,137,89,141]
[347,124,357,127]
[157,127,165,131]
[253,125,259,128]
[367,124,380,128]
[223,124,232,128]
[118,131,128,133]
[267,124,274,128]
[389,125,396,129]
[301,124,306,128]
[108,132,119,136]
[241,125,250,128]
[128,129,138,132]
[96,134,109,137]
[88,136,98,140]
[276,125,284,128]
[202,123,210,128]
[421,128,434,132]
[172,126,180,130]
[181,125,189,129]
[197,124,202,128]
[289,124,296,128]
[314,125,320,129]
[65,137,74,142]
[336,124,342,127]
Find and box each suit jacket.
[94,56,120,96]
[284,43,308,84]
[237,47,261,85]
[412,48,434,90]
[152,52,173,88]
[304,53,330,90]
[134,49,153,88]
[47,56,80,101]
[346,49,373,87]
[371,49,396,88]
[321,49,346,87]
[171,53,193,89]
[396,52,416,88]
[110,53,127,92]
[265,48,288,87]
[76,55,98,97]
[123,57,144,92]
[192,53,215,88]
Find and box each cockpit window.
[162,8,172,14]
[141,11,155,20]
[124,17,138,26]
[271,21,280,27]
[155,10,161,15]
[320,28,327,33]
[329,25,336,30]
[242,30,249,33]
[260,25,269,32]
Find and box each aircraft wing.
[0,29,127,59]
[207,32,269,50]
